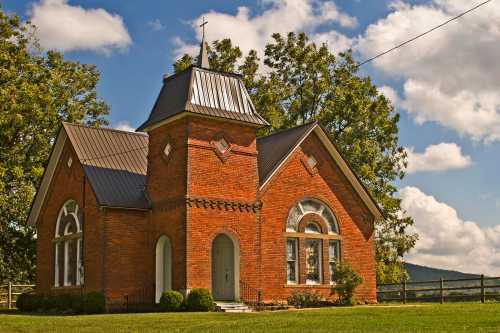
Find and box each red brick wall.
[36,140,104,295]
[186,117,258,201]
[101,208,149,306]
[259,132,377,303]
[146,118,189,293]
[36,118,376,307]
[185,117,260,294]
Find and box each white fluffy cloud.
[357,0,500,142]
[401,186,500,275]
[114,121,135,132]
[406,142,472,174]
[378,85,401,107]
[29,0,131,54]
[173,0,355,60]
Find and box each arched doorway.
[155,235,172,303]
[211,234,239,300]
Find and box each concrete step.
[215,302,252,313]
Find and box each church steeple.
[197,17,209,69]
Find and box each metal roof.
[256,122,318,183]
[137,66,268,131]
[257,122,384,220]
[63,123,150,210]
[29,121,382,221]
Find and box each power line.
[358,0,493,67]
[81,145,148,162]
[72,2,494,163]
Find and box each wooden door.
[212,234,235,300]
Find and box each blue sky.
[4,0,500,274]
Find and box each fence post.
[440,278,444,304]
[480,274,485,303]
[8,282,12,309]
[402,280,407,304]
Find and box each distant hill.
[405,262,480,282]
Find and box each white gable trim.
[27,129,67,226]
[259,124,384,221]
[312,127,384,221]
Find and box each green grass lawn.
[1,303,500,333]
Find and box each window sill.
[284,284,332,289]
[51,285,84,291]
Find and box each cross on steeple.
[200,17,208,41]
[197,17,210,69]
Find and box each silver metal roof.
[137,66,268,131]
[63,123,150,209]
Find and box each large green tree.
[175,33,417,282]
[0,7,109,284]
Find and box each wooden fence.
[0,283,35,309]
[377,275,500,303]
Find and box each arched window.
[287,198,339,234]
[305,222,321,234]
[54,200,83,287]
[285,198,341,285]
[155,235,172,303]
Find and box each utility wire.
[358,0,493,67]
[75,2,494,162]
[81,145,148,162]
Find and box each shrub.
[331,262,363,306]
[71,294,85,313]
[53,294,77,313]
[185,288,214,312]
[159,290,184,312]
[287,290,322,308]
[16,292,35,312]
[83,292,106,314]
[36,294,52,312]
[16,292,103,314]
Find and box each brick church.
[28,39,382,308]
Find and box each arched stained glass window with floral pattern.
[286,198,339,234]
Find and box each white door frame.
[155,235,172,303]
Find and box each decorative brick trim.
[298,213,329,234]
[186,196,263,212]
[187,142,257,156]
[152,196,263,212]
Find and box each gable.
[64,123,150,210]
[28,123,150,226]
[257,122,317,184]
[257,123,383,221]
[27,128,68,226]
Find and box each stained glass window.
[329,240,340,284]
[286,239,298,284]
[305,222,321,233]
[286,199,338,234]
[305,239,322,284]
